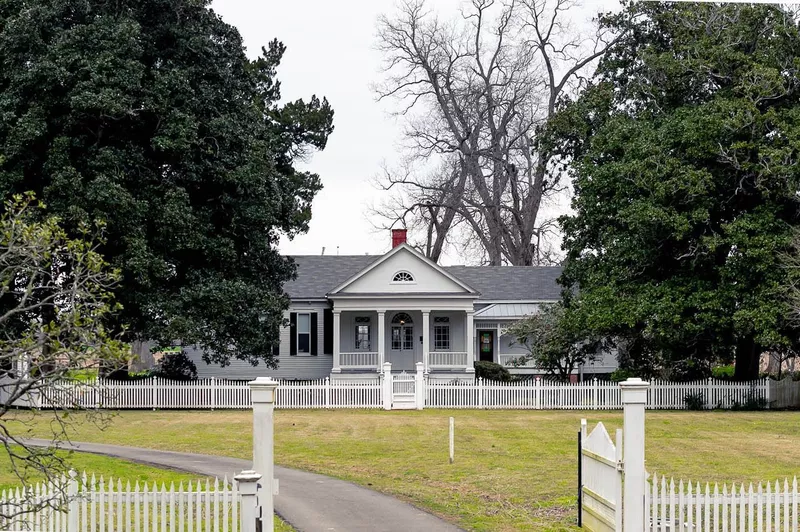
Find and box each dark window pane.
[356,325,370,350]
[298,333,310,353]
[434,325,450,350]
[391,327,401,350]
[403,327,414,350]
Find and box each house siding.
[186,303,333,380]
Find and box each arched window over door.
[391,313,414,350]
[391,313,413,325]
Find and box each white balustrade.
[428,352,469,368]
[339,352,379,368]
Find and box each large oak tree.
[373,0,617,265]
[555,2,800,380]
[0,0,334,367]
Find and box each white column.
[422,310,430,373]
[465,310,475,373]
[495,323,501,364]
[377,310,385,372]
[235,470,262,532]
[249,377,278,532]
[332,310,341,373]
[620,377,649,532]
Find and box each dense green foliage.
[153,351,197,381]
[553,2,800,379]
[506,303,606,381]
[0,0,333,367]
[473,361,511,382]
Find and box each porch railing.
[429,351,469,369]
[498,354,536,368]
[340,352,379,369]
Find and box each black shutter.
[323,309,333,355]
[289,312,297,356]
[272,343,280,358]
[310,313,318,356]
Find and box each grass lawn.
[0,450,206,491]
[7,410,800,531]
[0,448,294,532]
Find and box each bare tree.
[0,194,127,516]
[373,0,618,265]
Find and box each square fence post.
[324,377,331,408]
[249,377,278,532]
[152,376,158,411]
[211,376,216,411]
[477,377,483,409]
[415,362,425,410]
[592,378,598,410]
[620,377,649,532]
[534,376,541,410]
[235,470,262,532]
[706,377,713,410]
[765,377,771,408]
[382,362,392,410]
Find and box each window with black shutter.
[289,312,297,356]
[323,309,333,355]
[310,313,318,356]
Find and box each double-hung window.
[297,313,311,354]
[434,316,450,351]
[355,316,371,350]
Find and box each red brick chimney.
[392,228,407,248]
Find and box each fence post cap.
[248,377,279,404]
[619,377,649,388]
[619,377,649,404]
[234,470,262,494]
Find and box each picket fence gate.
[13,375,771,411]
[0,471,247,532]
[645,473,799,531]
[580,378,799,532]
[580,422,622,532]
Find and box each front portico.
[326,243,479,376]
[330,302,476,374]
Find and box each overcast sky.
[211,0,618,263]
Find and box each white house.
[185,230,617,380]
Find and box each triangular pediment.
[328,244,477,296]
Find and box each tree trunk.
[733,335,760,381]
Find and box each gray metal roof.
[284,256,563,302]
[474,303,545,318]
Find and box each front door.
[389,312,416,371]
[478,330,494,362]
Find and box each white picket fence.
[0,472,246,532]
[580,378,798,531]
[18,376,770,410]
[426,377,769,410]
[34,378,383,410]
[645,473,799,531]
